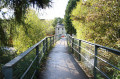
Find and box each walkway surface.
[39,38,88,79]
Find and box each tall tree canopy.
[52,17,63,27]
[0,0,51,46]
[64,0,79,35]
[71,0,120,78]
[71,0,120,49]
[0,0,51,22]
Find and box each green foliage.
[45,20,55,35]
[64,0,79,35]
[0,20,7,46]
[1,0,51,22]
[71,0,120,78]
[12,9,54,54]
[52,17,64,27]
[71,0,120,49]
[0,1,54,78]
[0,8,54,63]
[0,8,55,78]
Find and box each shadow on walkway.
[39,38,88,79]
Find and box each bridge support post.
[70,36,72,48]
[69,35,71,47]
[55,35,57,42]
[67,35,68,46]
[43,40,45,53]
[50,37,51,48]
[93,45,98,79]
[78,40,81,61]
[2,66,13,79]
[46,38,48,52]
[72,37,74,54]
[56,35,58,42]
[53,36,54,45]
[36,45,39,78]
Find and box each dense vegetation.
[64,0,79,35]
[52,17,64,27]
[68,0,120,78]
[1,0,51,22]
[13,9,54,54]
[71,0,120,49]
[0,1,54,78]
[0,9,54,62]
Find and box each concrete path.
[39,38,88,79]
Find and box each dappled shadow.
[39,38,88,79]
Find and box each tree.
[0,20,7,46]
[71,0,120,48]
[1,0,52,22]
[12,9,47,53]
[52,17,63,27]
[0,1,53,76]
[0,0,52,47]
[64,0,79,35]
[71,0,120,78]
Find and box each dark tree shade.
[1,0,51,22]
[64,0,79,35]
[0,20,7,46]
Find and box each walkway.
[39,38,88,79]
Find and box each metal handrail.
[3,38,46,67]
[67,34,120,79]
[2,35,61,79]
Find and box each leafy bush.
[71,0,120,78]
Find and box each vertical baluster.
[55,35,57,42]
[2,66,13,79]
[72,37,74,54]
[36,45,39,63]
[53,36,54,45]
[69,35,70,47]
[59,34,61,40]
[44,39,46,52]
[46,38,48,52]
[67,35,68,46]
[78,40,81,61]
[55,35,56,42]
[70,36,71,48]
[67,35,69,47]
[68,35,69,46]
[94,45,98,79]
[55,35,56,43]
[43,40,45,53]
[36,45,39,77]
[50,37,51,48]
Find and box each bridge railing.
[2,35,60,79]
[67,34,120,79]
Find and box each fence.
[67,34,120,79]
[2,35,60,79]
